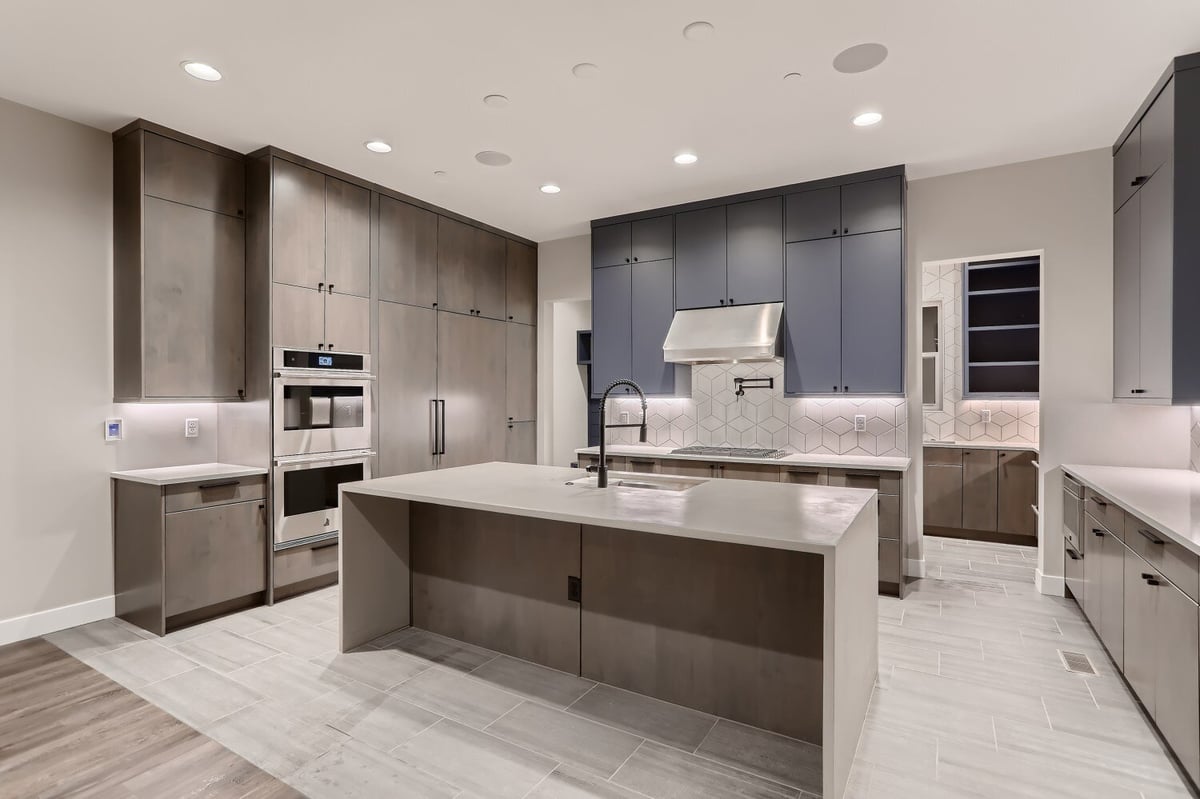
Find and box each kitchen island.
[340,461,878,799]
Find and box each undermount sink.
[566,472,707,492]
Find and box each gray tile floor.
[44,536,1194,799]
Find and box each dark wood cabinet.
[506,240,537,324]
[506,421,537,464]
[674,206,728,309]
[997,450,1037,535]
[378,301,438,477]
[961,449,998,532]
[378,194,438,308]
[271,158,327,290]
[924,446,1036,541]
[506,322,537,422]
[142,131,244,217]
[438,217,506,319]
[726,197,784,305]
[324,176,371,298]
[438,312,507,468]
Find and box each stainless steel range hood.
[662,302,784,364]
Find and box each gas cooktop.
[669,445,787,459]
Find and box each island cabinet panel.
[411,505,581,674]
[580,525,825,743]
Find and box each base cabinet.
[923,446,1037,542]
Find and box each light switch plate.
[185,418,200,438]
[981,409,992,424]
[854,414,867,432]
[104,418,123,442]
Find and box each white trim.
[0,595,115,646]
[1035,569,1065,597]
[904,558,926,578]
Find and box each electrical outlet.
[619,411,630,424]
[981,409,992,424]
[185,418,200,438]
[854,414,867,432]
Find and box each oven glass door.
[274,377,372,456]
[274,458,369,547]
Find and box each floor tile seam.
[402,713,567,784]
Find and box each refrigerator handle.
[438,399,447,455]
[431,399,440,456]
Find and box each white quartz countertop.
[111,463,268,487]
[343,461,875,555]
[924,440,1039,453]
[1062,464,1200,557]
[574,445,910,472]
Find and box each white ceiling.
[3,1,1199,241]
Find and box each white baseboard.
[1035,570,1065,597]
[904,558,926,579]
[0,595,115,647]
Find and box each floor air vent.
[1059,650,1097,675]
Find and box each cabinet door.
[923,464,963,529]
[164,500,266,617]
[1114,128,1140,211]
[631,216,674,263]
[378,195,438,308]
[674,206,727,309]
[631,259,676,395]
[997,450,1037,536]
[474,228,508,320]
[438,312,507,468]
[784,238,841,394]
[1082,525,1105,628]
[324,176,370,297]
[143,197,245,398]
[785,186,841,242]
[271,283,326,350]
[1139,166,1174,400]
[506,322,537,422]
[437,217,479,315]
[142,132,244,217]
[1113,193,1142,398]
[840,230,903,394]
[726,197,783,305]
[591,265,633,397]
[961,449,998,532]
[1140,79,1174,183]
[272,158,326,290]
[841,177,903,235]
[593,222,631,268]
[1123,552,1158,715]
[378,301,438,476]
[506,421,537,464]
[1100,535,1126,669]
[324,292,370,354]
[1155,581,1200,784]
[506,240,537,325]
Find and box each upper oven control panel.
[274,348,371,375]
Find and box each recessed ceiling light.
[364,140,392,153]
[540,184,561,194]
[783,72,803,82]
[852,111,883,127]
[475,150,512,167]
[673,152,698,165]
[572,62,600,79]
[483,94,509,108]
[833,43,889,74]
[682,21,715,41]
[181,61,221,81]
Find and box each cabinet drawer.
[625,458,659,474]
[878,538,902,590]
[828,468,900,496]
[274,541,339,589]
[164,500,266,617]
[924,446,964,466]
[164,475,266,513]
[1085,489,1125,540]
[721,463,780,482]
[1128,518,1199,603]
[878,494,900,540]
[658,460,714,478]
[780,466,828,486]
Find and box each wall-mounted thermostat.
[105,418,124,442]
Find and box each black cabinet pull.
[508,315,514,320]
[198,480,240,490]
[844,386,849,392]
[327,344,334,351]
[327,283,335,294]
[1137,528,1165,545]
[318,343,325,350]
[1066,549,1080,561]
[1092,496,1107,507]
[1147,578,1161,586]
[728,298,734,304]
[832,228,838,235]
[1131,389,1146,394]
[843,227,849,234]
[625,257,630,263]
[633,256,639,262]
[833,385,839,391]
[1131,175,1148,187]
[1093,529,1104,537]
[719,299,726,305]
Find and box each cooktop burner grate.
[669,445,787,459]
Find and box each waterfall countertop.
[1063,464,1200,557]
[341,461,877,555]
[110,463,268,486]
[574,445,911,472]
[924,440,1039,453]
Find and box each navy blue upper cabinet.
[784,239,842,394]
[631,259,676,394]
[841,177,903,236]
[726,197,784,305]
[674,206,728,309]
[592,223,631,267]
[840,230,904,393]
[591,265,632,395]
[593,216,673,267]
[785,187,841,242]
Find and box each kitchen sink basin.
[565,472,707,492]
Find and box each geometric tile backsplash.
[604,360,909,457]
[921,261,1039,445]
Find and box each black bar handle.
[1137,528,1165,545]
[1093,529,1105,537]
[439,399,447,455]
[1131,389,1146,394]
[1091,497,1108,507]
[431,399,440,456]
[1131,175,1148,187]
[198,480,240,490]
[1066,549,1080,561]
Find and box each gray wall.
[906,148,1190,592]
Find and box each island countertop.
[342,461,875,555]
[575,444,911,471]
